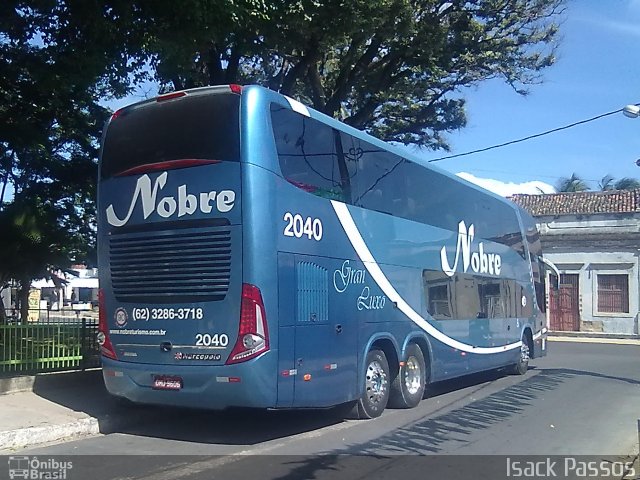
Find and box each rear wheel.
[389,344,427,409]
[331,400,358,419]
[510,334,531,375]
[356,349,390,419]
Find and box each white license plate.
[152,375,183,390]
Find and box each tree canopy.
[555,173,589,193]
[558,173,640,193]
[0,0,566,316]
[0,0,138,315]
[130,0,565,149]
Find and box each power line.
[428,104,638,163]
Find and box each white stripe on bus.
[331,200,532,355]
[284,96,311,117]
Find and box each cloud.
[573,3,640,39]
[456,172,555,197]
[597,18,640,38]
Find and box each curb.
[549,331,640,340]
[0,417,101,451]
[0,409,154,452]
[548,336,640,345]
[0,369,102,396]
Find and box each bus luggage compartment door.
[277,253,358,408]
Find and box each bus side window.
[271,104,346,202]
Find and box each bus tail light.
[156,91,187,102]
[97,289,118,360]
[226,284,269,364]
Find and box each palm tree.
[613,177,640,190]
[555,173,589,193]
[598,174,615,191]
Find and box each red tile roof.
[510,189,640,216]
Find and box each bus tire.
[357,348,390,419]
[331,400,358,419]
[510,333,531,375]
[388,344,426,409]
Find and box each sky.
[422,0,640,196]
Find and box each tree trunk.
[0,291,6,324]
[18,280,30,323]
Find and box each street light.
[623,105,640,167]
[623,104,640,118]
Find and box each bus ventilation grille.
[296,262,329,323]
[109,227,231,303]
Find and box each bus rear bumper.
[101,355,277,410]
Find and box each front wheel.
[510,334,531,375]
[356,349,390,419]
[388,344,427,409]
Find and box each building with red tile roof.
[510,190,639,336]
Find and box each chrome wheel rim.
[520,339,530,364]
[404,356,422,395]
[365,360,387,404]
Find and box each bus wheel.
[331,400,358,420]
[389,344,426,409]
[510,334,531,375]
[357,349,390,419]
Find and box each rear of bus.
[97,85,275,408]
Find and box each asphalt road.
[19,341,640,479]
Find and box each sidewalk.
[1,334,639,452]
[548,331,640,345]
[0,369,153,452]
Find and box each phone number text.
[132,308,204,320]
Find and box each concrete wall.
[543,251,639,335]
[537,213,640,335]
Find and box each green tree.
[0,196,71,322]
[0,0,565,301]
[0,0,142,304]
[598,174,615,191]
[132,0,564,149]
[555,173,589,193]
[613,177,640,190]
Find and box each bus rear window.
[101,93,240,178]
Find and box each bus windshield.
[100,92,240,179]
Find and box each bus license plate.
[152,375,183,390]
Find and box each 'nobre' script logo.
[106,172,236,227]
[440,221,502,277]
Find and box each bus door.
[277,253,358,408]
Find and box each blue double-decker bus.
[97,84,548,418]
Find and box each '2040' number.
[283,213,323,241]
[195,333,229,347]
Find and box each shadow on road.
[346,364,640,456]
[348,368,568,455]
[31,370,348,444]
[29,362,639,449]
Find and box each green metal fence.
[0,310,100,375]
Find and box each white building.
[511,189,639,336]
[32,266,99,310]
